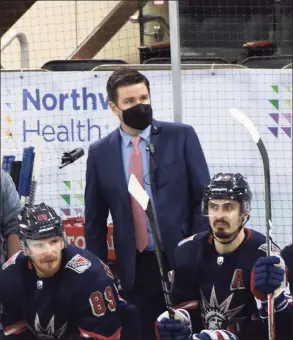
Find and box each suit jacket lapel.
[150,120,168,166]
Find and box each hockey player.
[0,203,138,340]
[281,243,293,291]
[281,243,293,337]
[156,173,292,340]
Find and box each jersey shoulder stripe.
[178,234,196,247]
[2,251,23,270]
[178,230,209,247]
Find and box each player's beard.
[212,219,240,243]
[214,229,239,242]
[35,256,61,277]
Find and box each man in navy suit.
[84,68,210,340]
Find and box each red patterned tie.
[129,136,148,252]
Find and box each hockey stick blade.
[128,175,161,255]
[230,108,260,144]
[128,174,175,318]
[128,174,150,211]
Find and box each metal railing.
[1,31,30,69]
[90,63,247,71]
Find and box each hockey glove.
[156,309,192,340]
[192,330,239,340]
[251,255,286,299]
[251,255,291,318]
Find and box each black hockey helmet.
[202,173,252,216]
[18,203,64,241]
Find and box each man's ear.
[61,239,65,250]
[241,213,249,225]
[109,101,119,115]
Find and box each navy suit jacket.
[84,120,210,291]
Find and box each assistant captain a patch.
[65,254,91,274]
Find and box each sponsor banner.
[1,69,292,247]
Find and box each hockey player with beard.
[0,203,138,340]
[156,173,292,340]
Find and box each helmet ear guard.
[241,200,251,215]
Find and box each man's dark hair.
[106,68,150,104]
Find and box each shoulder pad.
[65,254,91,274]
[178,234,197,247]
[2,251,22,270]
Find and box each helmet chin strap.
[211,215,250,245]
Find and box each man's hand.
[251,255,286,299]
[251,255,290,318]
[156,309,192,340]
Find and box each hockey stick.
[128,174,175,319]
[18,146,34,204]
[229,108,275,340]
[28,135,43,206]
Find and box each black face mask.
[121,104,153,130]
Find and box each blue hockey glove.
[192,330,239,340]
[156,309,192,340]
[251,255,286,300]
[251,255,291,318]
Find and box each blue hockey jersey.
[0,245,128,340]
[281,243,293,291]
[171,228,293,340]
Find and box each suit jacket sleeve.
[1,170,22,238]
[84,145,109,262]
[0,261,30,339]
[184,126,210,234]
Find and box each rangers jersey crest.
[65,254,91,274]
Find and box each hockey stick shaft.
[230,108,275,340]
[146,203,175,318]
[256,138,275,340]
[128,174,174,318]
[18,146,34,204]
[28,136,43,206]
